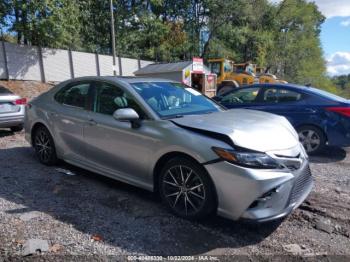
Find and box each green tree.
[2,0,81,48]
[76,0,111,53]
[267,0,328,87]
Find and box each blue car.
[213,83,350,154]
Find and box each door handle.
[88,119,97,126]
[305,108,316,113]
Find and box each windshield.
[223,61,232,73]
[131,82,223,118]
[209,62,221,77]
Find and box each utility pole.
[110,0,117,76]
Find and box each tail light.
[326,107,350,117]
[15,98,27,105]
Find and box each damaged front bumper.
[205,157,313,222]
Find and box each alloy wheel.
[34,129,53,163]
[162,165,206,216]
[298,129,321,153]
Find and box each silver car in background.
[0,85,26,132]
[24,77,313,222]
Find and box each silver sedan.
[0,85,25,132]
[24,77,313,222]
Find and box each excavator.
[207,58,287,93]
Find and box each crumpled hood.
[172,109,299,152]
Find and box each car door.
[259,87,308,125]
[83,81,157,187]
[218,86,263,109]
[52,81,93,161]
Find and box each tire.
[159,157,216,220]
[33,126,58,165]
[10,125,23,132]
[297,125,326,155]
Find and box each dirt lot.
[0,131,349,260]
[0,80,54,100]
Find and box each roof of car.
[106,76,178,84]
[231,83,348,102]
[134,61,192,75]
[248,83,309,89]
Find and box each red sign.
[207,74,214,83]
[192,57,203,73]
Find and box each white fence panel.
[0,41,154,82]
[72,51,97,77]
[42,48,71,82]
[5,42,41,81]
[121,57,139,76]
[99,54,115,76]
[140,60,153,68]
[0,43,6,79]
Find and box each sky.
[271,0,350,76]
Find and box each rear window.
[0,86,13,95]
[308,87,347,102]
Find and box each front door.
[83,81,156,187]
[219,86,263,109]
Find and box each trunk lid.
[0,95,21,114]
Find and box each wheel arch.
[295,123,328,142]
[30,122,53,145]
[152,151,218,207]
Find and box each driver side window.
[93,82,146,119]
[221,87,260,104]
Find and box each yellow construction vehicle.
[255,66,288,84]
[207,58,255,86]
[207,58,287,87]
[259,74,287,84]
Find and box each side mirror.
[113,108,141,128]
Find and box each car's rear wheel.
[297,125,326,155]
[159,157,216,220]
[10,125,23,132]
[33,126,58,165]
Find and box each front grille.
[272,153,304,171]
[288,166,312,205]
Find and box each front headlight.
[212,147,281,169]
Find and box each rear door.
[52,81,93,161]
[258,87,309,125]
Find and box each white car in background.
[0,85,26,132]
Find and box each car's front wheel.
[159,157,216,220]
[297,125,326,155]
[33,126,58,165]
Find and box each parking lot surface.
[0,130,350,258]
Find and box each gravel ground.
[0,130,349,260]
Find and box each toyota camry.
[24,77,313,222]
